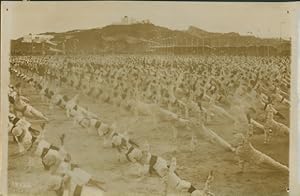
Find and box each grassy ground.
[8,74,289,196]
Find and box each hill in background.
[11,23,291,55]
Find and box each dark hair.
[8,96,15,104]
[197,102,203,111]
[63,95,69,102]
[15,83,21,88]
[264,103,270,111]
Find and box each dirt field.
[8,73,289,196]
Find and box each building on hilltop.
[112,16,151,25]
[11,33,64,55]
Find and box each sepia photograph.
[0,1,296,196]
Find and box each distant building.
[11,33,63,55]
[22,34,54,43]
[121,16,129,25]
[141,19,150,24]
[112,16,151,25]
[129,18,137,24]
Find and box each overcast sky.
[2,1,292,40]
